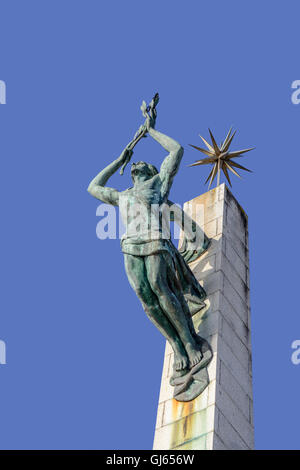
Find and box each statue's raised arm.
[145,114,184,200]
[87,147,133,206]
[87,93,160,205]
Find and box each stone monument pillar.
[153,184,254,450]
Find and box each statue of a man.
[88,103,211,399]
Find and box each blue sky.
[0,0,300,449]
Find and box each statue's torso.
[119,176,172,256]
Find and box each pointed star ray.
[222,130,236,153]
[199,134,215,154]
[222,162,232,187]
[208,129,221,155]
[225,148,255,159]
[204,166,215,185]
[229,161,252,172]
[188,144,214,157]
[220,127,233,152]
[208,163,218,189]
[225,161,241,178]
[188,157,217,167]
[189,128,254,188]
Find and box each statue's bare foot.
[174,352,189,371]
[185,343,203,368]
[170,354,188,384]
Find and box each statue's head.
[131,161,158,183]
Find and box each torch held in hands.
[119,93,159,175]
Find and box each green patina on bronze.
[87,94,212,401]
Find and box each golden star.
[189,128,254,189]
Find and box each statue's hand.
[145,112,156,131]
[141,99,156,131]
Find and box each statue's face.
[131,162,153,183]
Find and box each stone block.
[155,402,164,429]
[217,412,251,450]
[221,254,249,305]
[174,435,206,450]
[225,238,247,283]
[223,276,249,326]
[221,317,250,368]
[219,360,251,420]
[202,270,224,296]
[163,388,208,426]
[218,292,250,348]
[217,336,252,396]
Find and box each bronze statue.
[87,94,212,401]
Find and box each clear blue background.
[0,0,299,450]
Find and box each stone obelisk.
[153,183,254,450]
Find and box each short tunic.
[119,186,172,256]
[121,238,173,257]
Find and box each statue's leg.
[145,253,203,368]
[164,258,201,342]
[124,254,188,371]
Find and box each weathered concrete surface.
[153,184,254,450]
